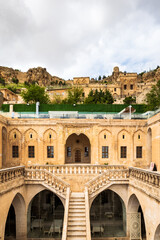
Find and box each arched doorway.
[27,190,64,238]
[154,224,160,240]
[128,194,146,240]
[5,204,16,239]
[65,133,91,163]
[90,189,126,238]
[5,193,26,240]
[2,126,7,167]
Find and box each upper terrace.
[1,103,159,119]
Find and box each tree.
[63,87,83,104]
[0,77,5,86]
[146,80,160,110]
[21,85,50,104]
[123,96,136,105]
[84,89,114,104]
[12,78,19,84]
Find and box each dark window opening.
[114,88,116,92]
[124,85,127,90]
[28,146,35,158]
[49,134,52,139]
[138,135,140,139]
[67,147,71,157]
[121,146,127,158]
[30,134,32,139]
[136,146,142,158]
[12,146,19,158]
[85,147,89,157]
[104,135,106,139]
[130,84,133,90]
[102,146,109,158]
[122,135,125,139]
[14,133,16,139]
[47,146,54,158]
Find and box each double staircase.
[67,192,87,240]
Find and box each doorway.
[75,149,81,162]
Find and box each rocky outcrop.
[0,66,64,86]
[0,66,19,83]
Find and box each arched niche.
[127,194,146,239]
[27,189,64,238]
[154,224,160,240]
[5,204,16,238]
[24,128,38,164]
[90,189,126,238]
[2,126,7,167]
[147,128,152,166]
[98,130,112,162]
[65,133,91,164]
[43,129,57,164]
[8,128,22,166]
[117,129,131,163]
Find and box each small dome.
[113,66,119,73]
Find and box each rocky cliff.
[0,66,64,86]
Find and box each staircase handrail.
[25,168,70,198]
[85,169,129,196]
[62,187,70,240]
[85,187,91,240]
[0,166,25,183]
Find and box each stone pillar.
[16,212,27,240]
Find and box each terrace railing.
[27,164,126,175]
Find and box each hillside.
[0,66,65,86]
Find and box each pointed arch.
[27,189,64,238]
[90,188,126,238]
[127,194,146,239]
[5,192,26,239]
[98,129,112,163]
[65,133,91,163]
[154,224,160,240]
[2,126,7,167]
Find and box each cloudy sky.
[0,0,160,79]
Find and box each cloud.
[0,0,160,79]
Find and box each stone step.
[68,226,86,231]
[69,208,85,212]
[68,217,85,221]
[69,201,85,205]
[69,212,85,217]
[69,205,85,209]
[70,192,85,197]
[67,237,86,240]
[70,198,85,202]
[67,232,86,237]
[68,221,86,226]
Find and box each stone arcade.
[0,110,160,240]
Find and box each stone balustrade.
[129,167,160,187]
[85,169,129,196]
[0,166,25,183]
[27,164,126,175]
[25,168,70,198]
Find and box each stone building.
[50,66,156,103]
[0,109,160,240]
